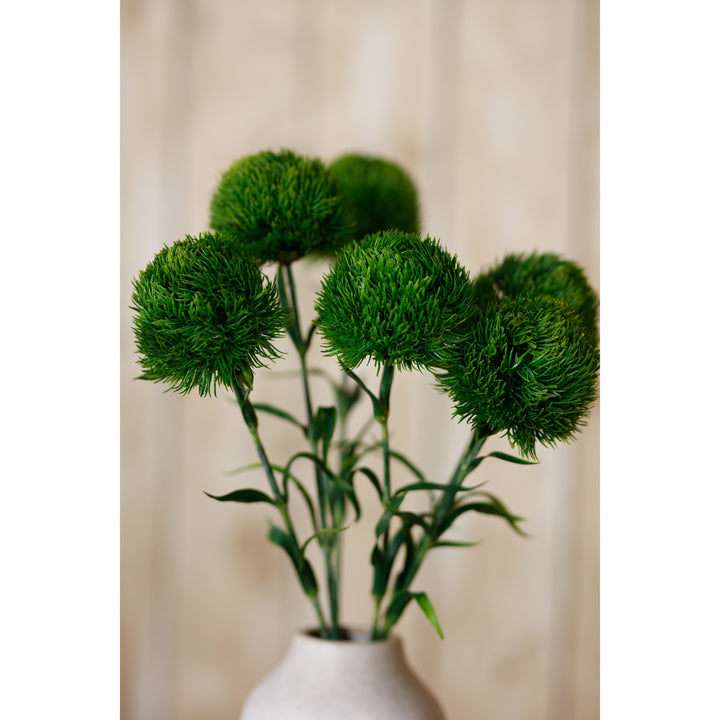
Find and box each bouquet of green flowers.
[131,149,599,641]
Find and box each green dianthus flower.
[328,153,420,241]
[438,295,599,458]
[473,251,599,341]
[315,230,474,371]
[209,149,355,264]
[131,232,287,396]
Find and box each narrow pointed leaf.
[432,539,483,549]
[375,496,403,538]
[388,450,427,484]
[298,559,319,597]
[312,405,337,463]
[439,501,526,537]
[414,592,444,639]
[346,369,384,421]
[385,591,414,627]
[347,466,383,500]
[252,402,307,433]
[286,476,319,531]
[395,510,431,532]
[305,321,318,347]
[268,524,318,597]
[283,452,353,494]
[204,488,277,506]
[276,267,303,349]
[371,545,390,597]
[480,451,537,466]
[268,525,299,564]
[300,525,350,555]
[375,508,394,539]
[393,480,484,497]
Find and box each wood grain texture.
[121,1,599,718]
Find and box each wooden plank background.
[120,1,599,718]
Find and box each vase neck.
[285,629,406,674]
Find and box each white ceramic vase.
[239,629,445,720]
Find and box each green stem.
[378,430,492,638]
[233,380,329,637]
[281,264,341,639]
[369,364,396,640]
[431,431,489,537]
[233,383,282,501]
[378,363,395,502]
[371,595,383,640]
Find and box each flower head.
[473,251,599,341]
[438,295,599,458]
[315,230,474,371]
[209,149,355,263]
[131,232,287,396]
[328,153,420,242]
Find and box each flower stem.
[281,264,341,639]
[377,431,491,638]
[430,431,489,537]
[378,363,395,503]
[371,594,383,640]
[233,379,330,637]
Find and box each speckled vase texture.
[239,630,445,720]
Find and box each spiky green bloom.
[131,232,287,396]
[315,230,474,371]
[209,149,355,264]
[438,296,599,458]
[473,251,599,341]
[328,153,420,241]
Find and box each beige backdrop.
[120,1,599,718]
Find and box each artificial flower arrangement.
[131,149,599,642]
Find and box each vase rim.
[298,626,399,645]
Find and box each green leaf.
[432,539,482,549]
[252,402,307,433]
[394,530,417,589]
[414,592,444,639]
[439,499,526,537]
[385,590,444,639]
[468,451,537,473]
[375,496,403,538]
[282,452,348,493]
[280,451,361,522]
[298,559,319,597]
[224,462,265,475]
[346,369,385,421]
[360,445,427,484]
[305,321,318,348]
[223,462,316,526]
[388,450,427,484]
[340,452,361,475]
[268,524,318,597]
[268,524,298,563]
[393,480,484,497]
[483,450,537,465]
[204,488,276,505]
[375,508,394,540]
[311,405,337,463]
[276,266,304,349]
[347,466,383,500]
[379,363,394,414]
[300,525,350,555]
[344,486,362,522]
[385,590,414,627]
[395,510,431,532]
[371,545,389,597]
[286,475,319,531]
